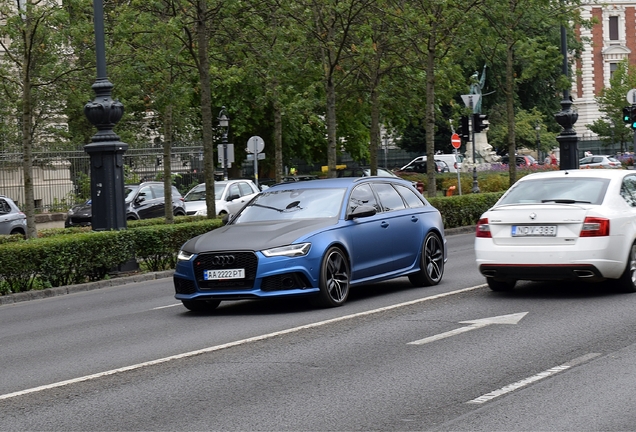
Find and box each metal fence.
[0,145,207,213]
[0,143,448,214]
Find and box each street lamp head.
[218,106,230,129]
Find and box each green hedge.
[0,218,221,294]
[0,193,501,295]
[428,192,503,229]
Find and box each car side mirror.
[346,204,376,220]
[221,213,231,225]
[227,194,240,202]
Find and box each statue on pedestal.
[466,65,499,165]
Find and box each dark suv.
[65,182,186,228]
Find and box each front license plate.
[511,225,557,237]
[204,269,245,280]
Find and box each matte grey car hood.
[183,218,338,253]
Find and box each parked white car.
[475,169,636,293]
[184,180,260,216]
[579,155,622,169]
[400,153,464,173]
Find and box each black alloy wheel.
[315,247,350,307]
[409,232,444,287]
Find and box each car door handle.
[381,221,389,228]
[411,216,419,222]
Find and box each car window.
[580,157,592,164]
[228,184,240,199]
[371,183,406,212]
[138,186,154,200]
[592,157,603,163]
[214,183,226,199]
[349,184,381,213]
[152,185,165,199]
[621,176,636,207]
[394,184,425,208]
[0,198,9,214]
[238,182,254,196]
[498,177,610,205]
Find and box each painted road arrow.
[408,312,529,345]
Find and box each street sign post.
[451,133,461,149]
[247,136,264,188]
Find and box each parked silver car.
[579,155,622,169]
[0,195,27,236]
[184,180,260,216]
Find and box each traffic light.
[623,106,636,129]
[460,115,470,141]
[473,113,489,133]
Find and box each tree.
[587,59,636,154]
[393,0,482,196]
[0,0,86,238]
[472,0,583,185]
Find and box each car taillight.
[454,162,458,169]
[476,218,491,238]
[580,217,610,237]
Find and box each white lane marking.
[152,303,182,310]
[467,353,602,404]
[408,312,528,345]
[0,284,485,401]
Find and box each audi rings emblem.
[211,255,236,266]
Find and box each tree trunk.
[163,104,174,223]
[197,0,216,217]
[506,32,517,186]
[370,86,380,175]
[326,75,337,178]
[426,39,437,197]
[22,77,36,239]
[273,98,283,183]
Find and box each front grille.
[174,276,196,294]
[194,252,258,290]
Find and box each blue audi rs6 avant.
[173,177,447,311]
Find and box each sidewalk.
[35,213,66,230]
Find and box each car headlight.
[177,250,195,261]
[262,243,311,257]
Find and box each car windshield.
[497,177,610,206]
[124,186,139,202]
[185,186,206,202]
[233,187,346,223]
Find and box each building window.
[610,62,618,80]
[609,16,619,41]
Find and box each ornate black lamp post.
[554,23,579,170]
[83,0,127,230]
[217,107,230,181]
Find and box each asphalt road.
[3,232,636,431]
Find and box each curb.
[0,227,476,306]
[0,270,174,306]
